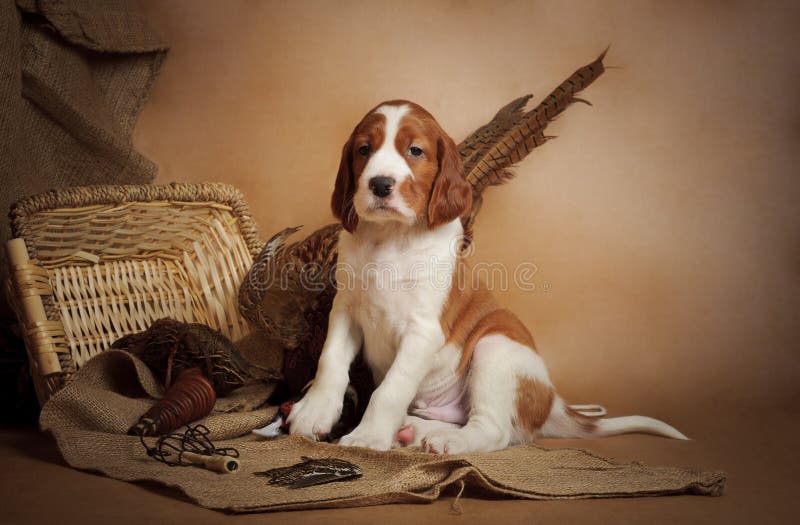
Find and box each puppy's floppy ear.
[428,133,472,229]
[331,135,359,233]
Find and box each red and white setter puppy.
[287,100,686,453]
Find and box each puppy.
[287,100,686,453]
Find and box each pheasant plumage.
[460,48,607,236]
[111,317,273,396]
[239,223,340,351]
[239,51,607,399]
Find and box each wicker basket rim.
[9,182,263,257]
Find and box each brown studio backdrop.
[133,0,800,438]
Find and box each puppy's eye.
[357,145,370,157]
[408,146,423,157]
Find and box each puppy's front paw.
[338,424,393,451]
[287,389,342,440]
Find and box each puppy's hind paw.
[421,428,469,455]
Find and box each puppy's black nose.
[369,176,394,198]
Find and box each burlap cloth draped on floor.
[39,351,725,513]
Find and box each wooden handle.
[181,452,240,474]
[5,238,62,376]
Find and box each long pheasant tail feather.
[538,47,607,122]
[458,94,533,175]
[464,49,608,195]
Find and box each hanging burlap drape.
[0,0,168,247]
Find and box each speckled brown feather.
[239,223,341,351]
[111,318,272,395]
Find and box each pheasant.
[111,317,275,396]
[239,50,608,404]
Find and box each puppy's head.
[331,100,472,233]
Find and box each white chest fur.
[336,220,462,383]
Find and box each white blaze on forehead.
[375,104,410,150]
[363,103,413,181]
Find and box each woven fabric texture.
[0,0,168,256]
[40,351,725,513]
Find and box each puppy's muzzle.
[369,176,395,198]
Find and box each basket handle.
[5,238,64,377]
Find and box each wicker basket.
[5,183,262,405]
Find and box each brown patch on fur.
[459,309,537,373]
[392,112,439,218]
[427,132,472,229]
[332,112,387,233]
[439,259,537,374]
[397,177,429,217]
[391,106,471,225]
[514,377,555,434]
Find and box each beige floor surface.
[1,401,796,524]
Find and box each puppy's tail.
[540,398,689,440]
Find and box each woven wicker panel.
[6,183,262,404]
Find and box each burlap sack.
[40,351,725,513]
[1,0,168,247]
